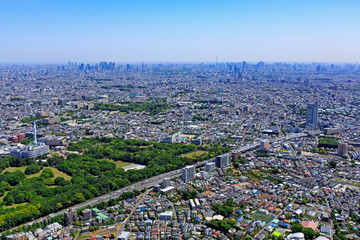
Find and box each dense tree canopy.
[24,164,42,175]
[302,227,315,240]
[93,99,170,115]
[212,198,234,217]
[0,137,229,232]
[318,138,339,148]
[292,223,304,233]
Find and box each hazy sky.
[1,0,360,63]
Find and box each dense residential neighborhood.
[0,62,359,240]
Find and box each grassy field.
[106,160,131,168]
[78,225,120,240]
[251,212,273,222]
[4,202,27,209]
[2,166,27,173]
[180,150,208,158]
[2,166,72,180]
[0,191,8,202]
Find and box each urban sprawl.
[0,62,360,240]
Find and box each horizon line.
[0,61,359,65]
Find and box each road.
[233,133,309,153]
[3,132,310,234]
[114,190,148,238]
[323,190,334,240]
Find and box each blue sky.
[1,0,359,63]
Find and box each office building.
[9,144,49,158]
[205,162,216,172]
[306,103,318,129]
[182,165,195,182]
[260,140,270,151]
[215,154,230,168]
[9,121,50,158]
[338,142,348,155]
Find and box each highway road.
[3,132,311,234]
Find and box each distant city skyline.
[1,0,360,63]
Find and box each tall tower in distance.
[216,56,218,72]
[306,103,318,130]
[33,121,37,144]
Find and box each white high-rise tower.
[33,121,38,144]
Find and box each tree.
[238,156,247,164]
[233,159,239,168]
[56,202,63,209]
[25,164,41,175]
[329,161,337,169]
[75,193,85,203]
[318,138,339,148]
[4,195,14,205]
[302,228,315,240]
[0,137,229,233]
[40,168,54,178]
[0,181,11,192]
[292,223,304,233]
[54,177,67,186]
[0,171,26,186]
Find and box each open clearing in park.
[180,150,208,158]
[2,166,72,180]
[105,159,131,168]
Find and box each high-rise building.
[306,103,318,129]
[260,140,270,151]
[182,165,195,182]
[81,209,92,221]
[162,178,170,188]
[205,162,216,172]
[215,154,230,168]
[243,105,251,113]
[64,209,77,226]
[338,143,348,155]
